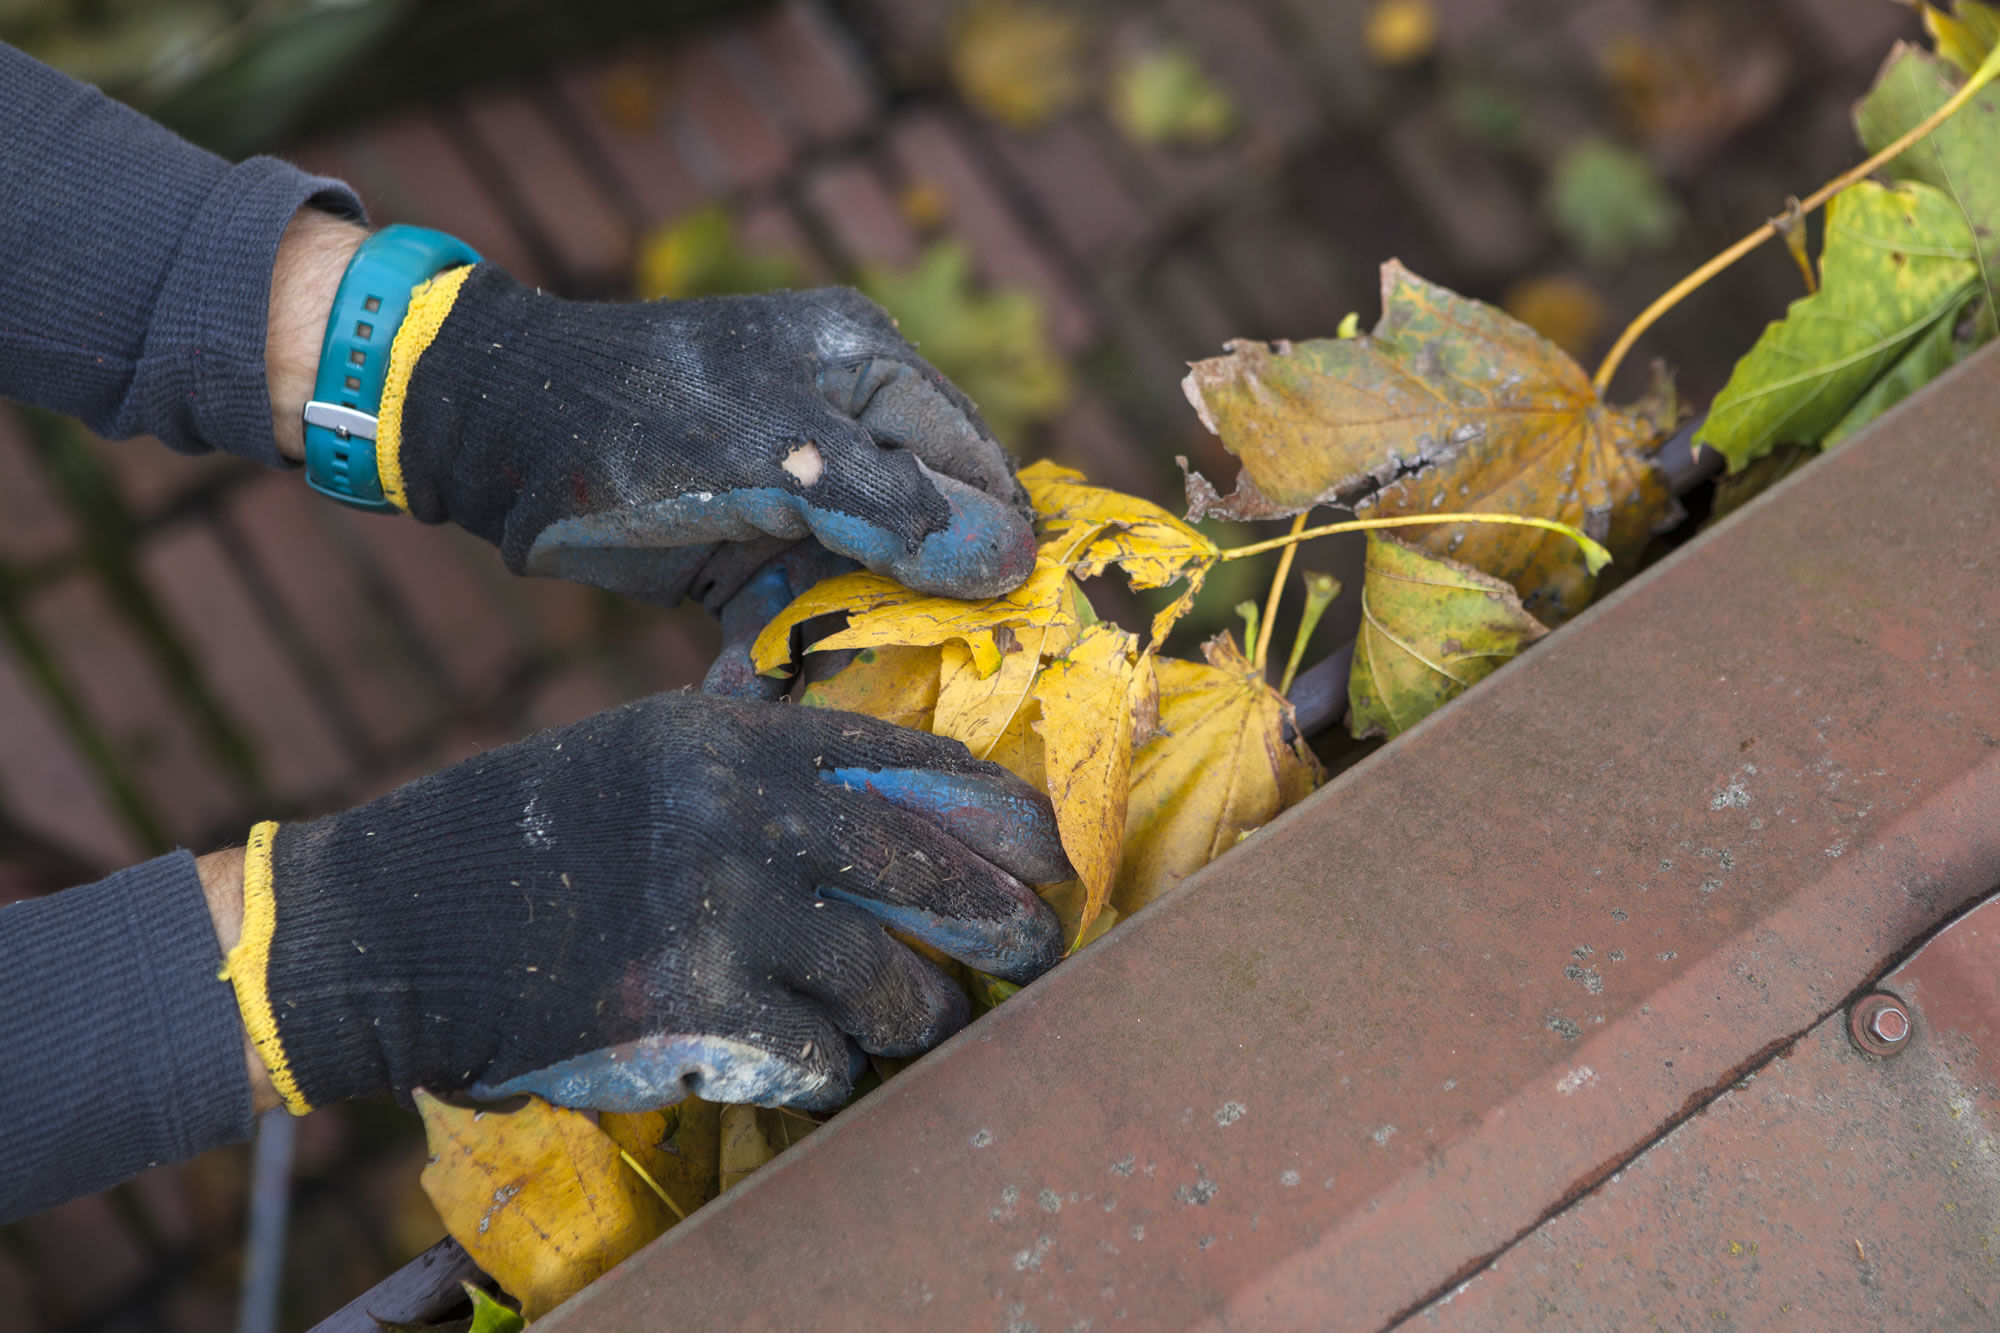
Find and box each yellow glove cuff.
[220,820,312,1116]
[375,263,476,514]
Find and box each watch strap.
[303,224,480,512]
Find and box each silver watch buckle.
[303,400,379,442]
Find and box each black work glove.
[222,693,1070,1115]
[384,264,1036,610]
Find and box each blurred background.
[0,0,1919,1326]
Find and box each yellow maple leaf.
[417,1092,674,1319]
[934,637,1042,758]
[1114,633,1321,915]
[752,558,1078,678]
[600,1099,722,1224]
[718,1103,778,1194]
[1021,460,1220,645]
[1021,459,1219,590]
[799,645,944,731]
[1034,624,1157,937]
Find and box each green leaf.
[1107,44,1239,147]
[1922,2,1999,76]
[1708,445,1817,523]
[1855,42,2000,315]
[1696,180,1979,471]
[858,242,1072,447]
[1544,138,1683,266]
[1349,534,1548,740]
[466,1285,526,1333]
[1822,297,1984,447]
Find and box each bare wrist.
[267,208,368,464]
[197,845,280,1115]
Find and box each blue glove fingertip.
[821,766,1072,884]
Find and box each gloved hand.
[376,264,1036,609]
[221,693,1071,1116]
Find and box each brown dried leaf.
[1180,261,1676,623]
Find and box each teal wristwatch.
[302,225,481,512]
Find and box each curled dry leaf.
[752,559,1078,678]
[1020,459,1220,644]
[1033,624,1156,938]
[1114,632,1321,915]
[1180,260,1678,623]
[416,1091,674,1320]
[1348,534,1549,740]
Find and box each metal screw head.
[1850,992,1912,1057]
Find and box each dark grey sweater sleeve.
[0,852,255,1222]
[0,42,364,466]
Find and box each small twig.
[1252,513,1309,669]
[1592,42,2000,394]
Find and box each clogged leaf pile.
[419,13,2000,1318]
[424,262,1650,1317]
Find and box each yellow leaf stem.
[1215,512,1612,574]
[1592,38,2000,393]
[1251,512,1309,670]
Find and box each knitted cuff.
[220,821,311,1114]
